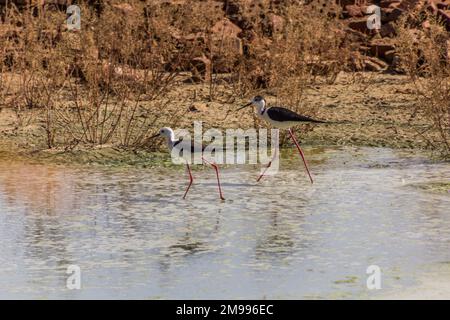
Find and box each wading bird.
[152,127,225,200]
[237,96,325,183]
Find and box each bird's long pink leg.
[202,157,225,200]
[288,128,314,184]
[257,147,278,182]
[182,162,194,199]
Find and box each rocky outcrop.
[339,0,450,70]
[1,0,449,77]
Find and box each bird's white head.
[159,127,172,137]
[158,127,175,140]
[237,95,266,113]
[250,95,266,109]
[150,127,176,149]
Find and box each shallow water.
[0,146,449,299]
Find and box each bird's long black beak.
[236,102,252,111]
[149,133,160,140]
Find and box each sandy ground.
[159,72,433,149]
[0,72,444,164]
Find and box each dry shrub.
[59,2,182,148]
[238,2,347,89]
[1,4,69,147]
[0,26,17,108]
[395,12,450,157]
[268,3,348,101]
[0,0,353,151]
[1,1,191,150]
[226,1,350,143]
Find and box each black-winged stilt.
[152,127,225,200]
[237,95,325,184]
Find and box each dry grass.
[1,0,352,151]
[0,1,448,157]
[1,1,188,149]
[395,10,450,157]
[218,1,351,141]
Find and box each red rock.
[380,22,396,37]
[211,18,242,38]
[211,18,243,56]
[437,2,450,10]
[112,3,136,15]
[427,0,439,13]
[348,18,372,34]
[384,49,396,63]
[429,0,450,10]
[0,0,71,5]
[337,0,367,8]
[364,56,389,71]
[397,0,425,10]
[437,9,450,30]
[370,41,396,59]
[345,27,370,42]
[384,7,405,22]
[380,0,401,9]
[345,4,365,17]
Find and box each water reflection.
[0,147,449,299]
[254,212,297,261]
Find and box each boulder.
[211,18,242,38]
[348,18,373,34]
[384,49,397,63]
[344,4,366,18]
[211,18,244,56]
[437,1,450,10]
[437,9,450,30]
[111,3,136,15]
[364,56,389,71]
[379,0,402,9]
[380,22,396,37]
[370,41,396,60]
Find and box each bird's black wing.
[173,138,183,148]
[173,138,205,153]
[267,107,325,123]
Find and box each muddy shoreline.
[0,73,448,166]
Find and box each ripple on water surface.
[0,146,449,299]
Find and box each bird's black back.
[266,107,325,123]
[173,138,207,153]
